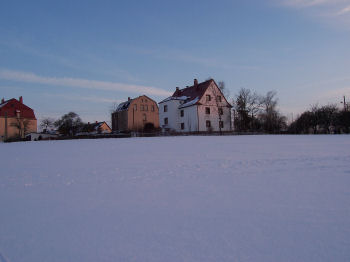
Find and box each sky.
[1,0,350,124]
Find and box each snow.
[159,95,188,103]
[179,96,199,108]
[0,135,350,262]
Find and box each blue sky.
[1,0,350,124]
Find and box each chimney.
[1,98,4,104]
[96,121,98,124]
[194,79,198,87]
[176,87,179,91]
[19,96,23,104]
[88,122,90,125]
[128,97,131,101]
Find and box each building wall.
[0,117,37,141]
[196,83,232,132]
[127,96,159,131]
[197,105,231,132]
[100,122,112,133]
[112,110,128,132]
[112,96,159,132]
[159,99,182,131]
[178,106,198,132]
[159,81,231,133]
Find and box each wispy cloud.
[0,69,172,97]
[43,93,122,104]
[337,4,350,15]
[114,45,259,71]
[276,0,350,27]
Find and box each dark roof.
[159,79,214,107]
[0,98,36,119]
[114,95,159,112]
[116,100,131,112]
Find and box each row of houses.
[0,96,114,141]
[112,78,232,133]
[0,78,231,141]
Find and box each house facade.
[0,96,37,141]
[78,121,112,135]
[159,79,232,132]
[112,95,159,132]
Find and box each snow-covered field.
[0,135,350,262]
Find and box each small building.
[26,132,59,141]
[0,96,37,141]
[159,79,232,132]
[78,121,112,135]
[112,95,159,132]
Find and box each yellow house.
[0,97,37,141]
[111,95,159,132]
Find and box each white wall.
[159,81,232,132]
[159,100,181,131]
[178,106,198,132]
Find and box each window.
[217,96,222,102]
[219,108,223,115]
[180,110,184,117]
[206,95,211,101]
[143,114,147,121]
[151,105,155,112]
[141,99,144,102]
[140,105,144,111]
[164,118,168,125]
[144,105,148,111]
[181,123,185,130]
[219,121,224,128]
[205,107,210,114]
[206,120,211,127]
[164,105,168,112]
[133,104,137,111]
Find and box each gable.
[0,98,36,119]
[198,82,232,108]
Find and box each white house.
[159,79,232,132]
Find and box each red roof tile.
[170,79,214,106]
[0,98,36,119]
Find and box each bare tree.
[259,91,286,133]
[54,112,84,136]
[218,81,230,99]
[10,118,31,138]
[233,88,262,131]
[40,117,55,133]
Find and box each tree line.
[229,87,350,134]
[41,86,349,136]
[231,88,287,133]
[41,112,95,136]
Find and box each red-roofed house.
[0,96,37,141]
[159,79,232,132]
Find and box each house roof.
[0,98,36,119]
[81,121,111,132]
[159,79,218,108]
[114,95,158,112]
